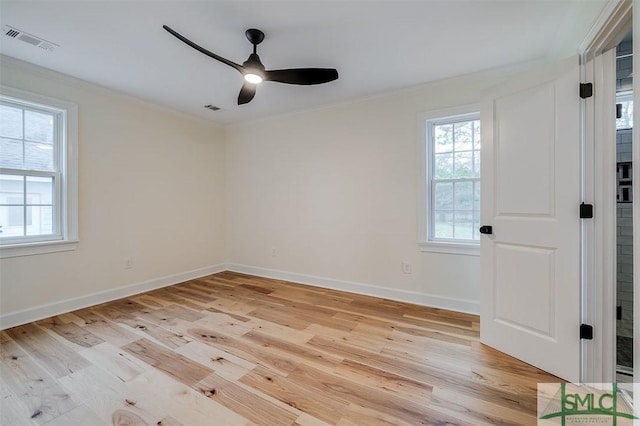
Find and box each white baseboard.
[1,262,478,329]
[226,263,480,315]
[0,263,226,330]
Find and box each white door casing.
[480,56,581,382]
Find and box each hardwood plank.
[0,338,77,424]
[294,412,333,426]
[70,308,139,346]
[1,272,559,425]
[430,387,536,426]
[41,405,104,426]
[144,304,205,323]
[337,403,414,426]
[242,330,342,371]
[333,358,433,401]
[247,307,312,330]
[188,327,299,376]
[147,288,208,311]
[287,363,467,425]
[122,338,212,387]
[1,393,39,426]
[192,311,253,337]
[5,324,90,378]
[307,334,538,413]
[36,316,105,348]
[101,313,192,350]
[205,306,251,322]
[175,340,255,381]
[239,365,348,424]
[128,368,249,426]
[78,342,151,383]
[244,317,314,345]
[57,365,171,425]
[194,373,299,425]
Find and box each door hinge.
[617,103,623,119]
[580,203,593,219]
[617,305,622,320]
[580,324,594,340]
[580,83,593,99]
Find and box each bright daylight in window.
[0,87,77,257]
[616,92,633,130]
[428,113,480,244]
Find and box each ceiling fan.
[162,25,339,105]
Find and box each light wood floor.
[1,272,559,425]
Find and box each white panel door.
[480,56,581,382]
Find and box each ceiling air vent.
[3,25,58,52]
[204,105,221,111]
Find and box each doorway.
[615,31,634,383]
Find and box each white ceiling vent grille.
[3,25,58,52]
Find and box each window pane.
[434,124,453,153]
[25,141,54,171]
[453,151,473,178]
[26,205,53,236]
[454,211,474,240]
[27,176,53,205]
[453,121,473,151]
[434,210,453,239]
[25,110,54,144]
[0,105,23,139]
[616,98,633,129]
[473,150,480,178]
[434,153,453,179]
[454,181,473,210]
[0,205,25,238]
[0,138,23,169]
[434,182,453,209]
[473,181,480,212]
[0,174,25,204]
[473,120,481,148]
[428,114,480,244]
[473,211,480,240]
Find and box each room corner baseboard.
[0,263,226,330]
[225,263,480,315]
[1,262,478,330]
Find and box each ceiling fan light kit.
[162,25,338,105]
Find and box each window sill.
[0,239,78,259]
[418,241,479,256]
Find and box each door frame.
[578,0,632,383]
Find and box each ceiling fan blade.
[163,25,243,73]
[238,82,257,105]
[265,68,338,85]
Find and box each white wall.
[0,58,227,326]
[226,65,533,313]
[0,56,536,325]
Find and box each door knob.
[479,225,492,235]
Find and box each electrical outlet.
[401,261,412,274]
[271,247,277,257]
[124,258,133,270]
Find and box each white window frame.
[418,104,480,256]
[0,86,78,258]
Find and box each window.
[616,91,633,130]
[419,106,480,255]
[0,86,77,258]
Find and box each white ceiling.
[0,1,607,126]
